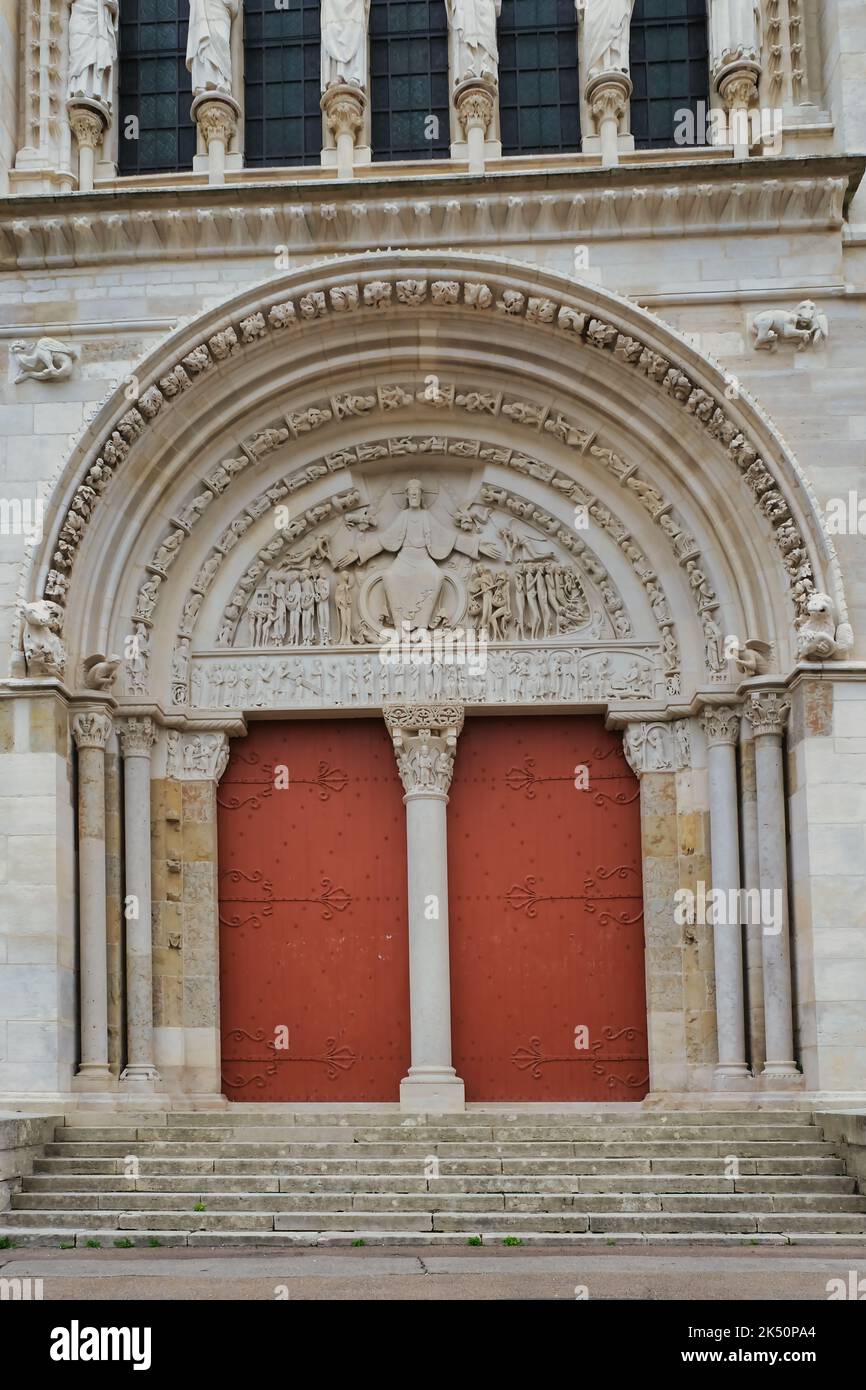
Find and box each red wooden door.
[218,720,409,1100]
[448,715,648,1101]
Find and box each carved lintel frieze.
[623,719,692,776]
[384,702,465,796]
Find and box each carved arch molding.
[21,252,852,709]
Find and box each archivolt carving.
[38,263,848,673]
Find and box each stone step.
[44,1140,838,1160]
[56,1123,822,1145]
[32,1153,847,1179]
[13,1190,865,1216]
[21,1171,857,1196]
[59,1109,811,1128]
[5,1208,865,1235]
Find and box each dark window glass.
[629,0,709,149]
[244,0,322,166]
[119,0,195,175]
[499,0,580,154]
[370,0,449,160]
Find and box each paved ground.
[2,1243,865,1300]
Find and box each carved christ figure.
[446,0,502,83]
[321,0,371,90]
[186,0,239,95]
[67,0,118,106]
[335,479,500,631]
[582,0,635,79]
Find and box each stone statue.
[186,0,239,95]
[582,0,635,79]
[82,652,120,691]
[446,0,502,83]
[709,0,761,72]
[67,0,118,106]
[796,591,841,661]
[321,0,371,90]
[10,338,79,384]
[335,479,500,631]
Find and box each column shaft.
[747,694,799,1078]
[702,708,749,1082]
[120,719,159,1084]
[72,710,113,1085]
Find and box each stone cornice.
[0,154,861,271]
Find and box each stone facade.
[0,1,865,1110]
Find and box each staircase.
[3,1109,864,1247]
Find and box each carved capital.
[384,703,464,797]
[67,99,108,150]
[744,691,790,740]
[453,77,496,138]
[192,95,239,148]
[119,715,156,757]
[623,719,691,776]
[700,706,741,748]
[586,72,632,126]
[71,710,112,750]
[321,82,367,139]
[717,64,760,111]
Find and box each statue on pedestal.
[67,0,118,106]
[186,0,239,95]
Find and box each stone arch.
[19,250,852,696]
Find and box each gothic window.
[629,0,709,150]
[244,0,323,166]
[498,0,581,155]
[119,0,195,175]
[370,0,450,161]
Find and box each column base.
[73,1065,116,1092]
[761,1061,802,1085]
[400,1067,465,1113]
[713,1064,755,1091]
[120,1065,161,1091]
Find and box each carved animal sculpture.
[796,591,839,661]
[10,338,79,382]
[752,300,829,352]
[83,653,121,691]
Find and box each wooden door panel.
[218,719,409,1100]
[448,715,648,1100]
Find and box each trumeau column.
[708,0,763,156]
[119,716,159,1086]
[580,0,636,167]
[384,703,465,1113]
[744,691,799,1082]
[71,706,114,1088]
[700,706,750,1087]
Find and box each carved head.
[795,300,818,327]
[805,590,834,618]
[406,479,423,509]
[21,598,63,632]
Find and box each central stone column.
[384,702,465,1113]
[119,716,160,1086]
